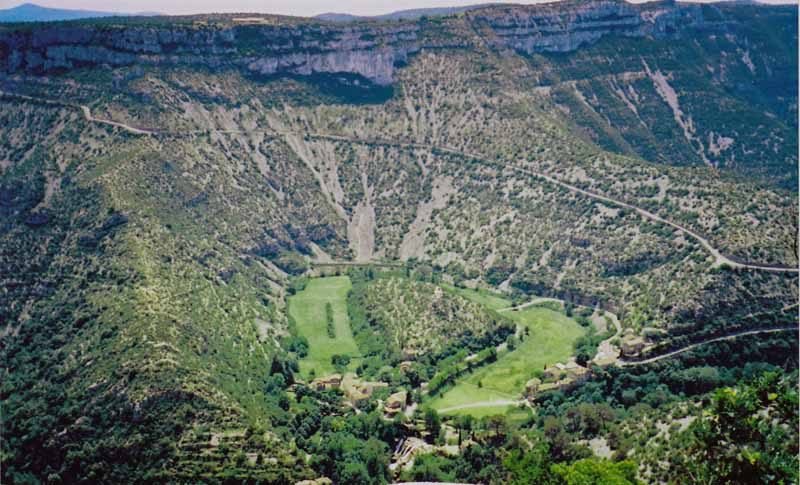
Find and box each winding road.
[617,326,798,366]
[0,91,162,135]
[79,105,155,135]
[2,90,797,274]
[520,171,796,273]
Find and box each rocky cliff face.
[0,0,710,84]
[0,21,420,84]
[471,0,704,53]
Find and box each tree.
[551,458,639,484]
[575,350,592,367]
[269,355,294,385]
[325,302,335,338]
[233,451,248,467]
[671,372,799,484]
[507,335,518,351]
[340,460,370,483]
[672,366,723,395]
[285,335,309,357]
[486,415,506,439]
[567,403,616,436]
[406,454,454,482]
[503,439,558,485]
[456,414,474,446]
[275,251,308,275]
[423,407,441,439]
[310,431,389,484]
[331,354,351,373]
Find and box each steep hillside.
[0,99,323,481]
[524,4,798,187]
[0,1,797,482]
[261,46,797,331]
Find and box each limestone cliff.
[0,20,420,84]
[471,0,704,53]
[0,0,713,85]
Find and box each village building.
[341,373,388,407]
[524,377,541,399]
[383,391,407,418]
[310,373,342,391]
[532,360,593,400]
[620,334,647,357]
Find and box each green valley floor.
[430,306,586,416]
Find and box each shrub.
[325,302,335,338]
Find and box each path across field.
[497,298,563,312]
[437,399,525,414]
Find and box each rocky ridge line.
[0,0,711,84]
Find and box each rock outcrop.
[471,0,704,54]
[0,0,710,84]
[0,21,420,84]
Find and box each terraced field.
[288,276,360,378]
[431,306,586,415]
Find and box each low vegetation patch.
[349,274,514,364]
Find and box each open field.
[442,284,512,311]
[431,307,586,414]
[288,276,360,378]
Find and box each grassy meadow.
[431,306,586,415]
[288,276,361,378]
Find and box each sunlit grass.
[289,276,360,378]
[431,307,585,415]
